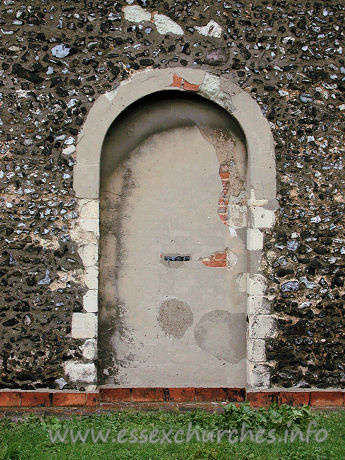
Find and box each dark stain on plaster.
[194,310,246,363]
[158,298,193,339]
[101,91,245,186]
[98,166,136,385]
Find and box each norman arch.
[72,68,277,389]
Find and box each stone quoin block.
[248,296,271,315]
[248,315,276,339]
[83,290,98,313]
[247,228,264,251]
[81,339,97,360]
[64,361,97,383]
[71,313,97,338]
[79,243,98,268]
[247,363,271,388]
[80,219,99,235]
[250,207,275,229]
[247,274,267,296]
[248,339,266,362]
[84,266,99,290]
[79,199,99,220]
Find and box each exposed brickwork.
[278,391,310,407]
[217,165,230,225]
[183,80,200,92]
[170,74,200,91]
[20,392,50,407]
[309,391,344,407]
[52,392,86,407]
[1,390,344,408]
[200,251,227,268]
[171,74,183,89]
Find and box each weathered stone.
[71,313,97,338]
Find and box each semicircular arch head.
[73,68,276,206]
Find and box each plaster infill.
[72,68,277,389]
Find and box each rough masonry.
[0,0,344,390]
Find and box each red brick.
[53,392,86,407]
[86,392,100,407]
[214,252,226,260]
[183,80,200,92]
[278,392,310,406]
[100,388,132,402]
[167,388,195,402]
[131,388,165,402]
[0,392,21,407]
[219,172,230,180]
[202,259,226,267]
[171,74,183,88]
[195,388,229,402]
[247,392,278,408]
[310,391,344,407]
[21,392,50,407]
[227,388,246,402]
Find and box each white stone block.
[124,5,151,23]
[85,266,98,289]
[83,290,98,313]
[248,339,266,362]
[248,296,271,315]
[247,363,270,388]
[79,243,98,268]
[80,219,99,235]
[154,14,184,35]
[248,274,266,296]
[251,207,275,229]
[81,339,97,360]
[249,315,276,339]
[247,228,264,250]
[195,20,222,38]
[72,313,97,338]
[79,199,99,220]
[200,73,221,99]
[64,361,97,383]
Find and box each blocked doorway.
[98,91,248,387]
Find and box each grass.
[0,403,344,459]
